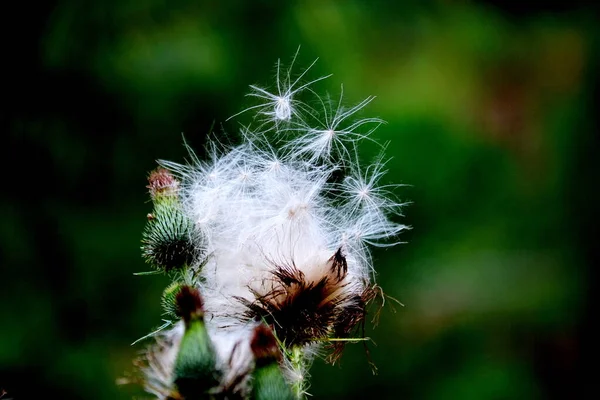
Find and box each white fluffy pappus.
[143,51,408,397]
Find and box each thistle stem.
[289,346,306,399]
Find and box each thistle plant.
[129,50,407,399]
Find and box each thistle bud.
[250,325,294,400]
[141,168,197,272]
[172,286,219,398]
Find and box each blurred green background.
[2,1,598,399]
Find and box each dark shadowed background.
[2,1,598,399]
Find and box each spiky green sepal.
[142,200,196,272]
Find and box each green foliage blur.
[3,1,598,399]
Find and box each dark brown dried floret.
[251,324,282,367]
[176,285,204,324]
[237,248,369,352]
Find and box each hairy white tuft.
[283,86,384,164]
[227,47,331,132]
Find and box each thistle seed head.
[132,50,408,399]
